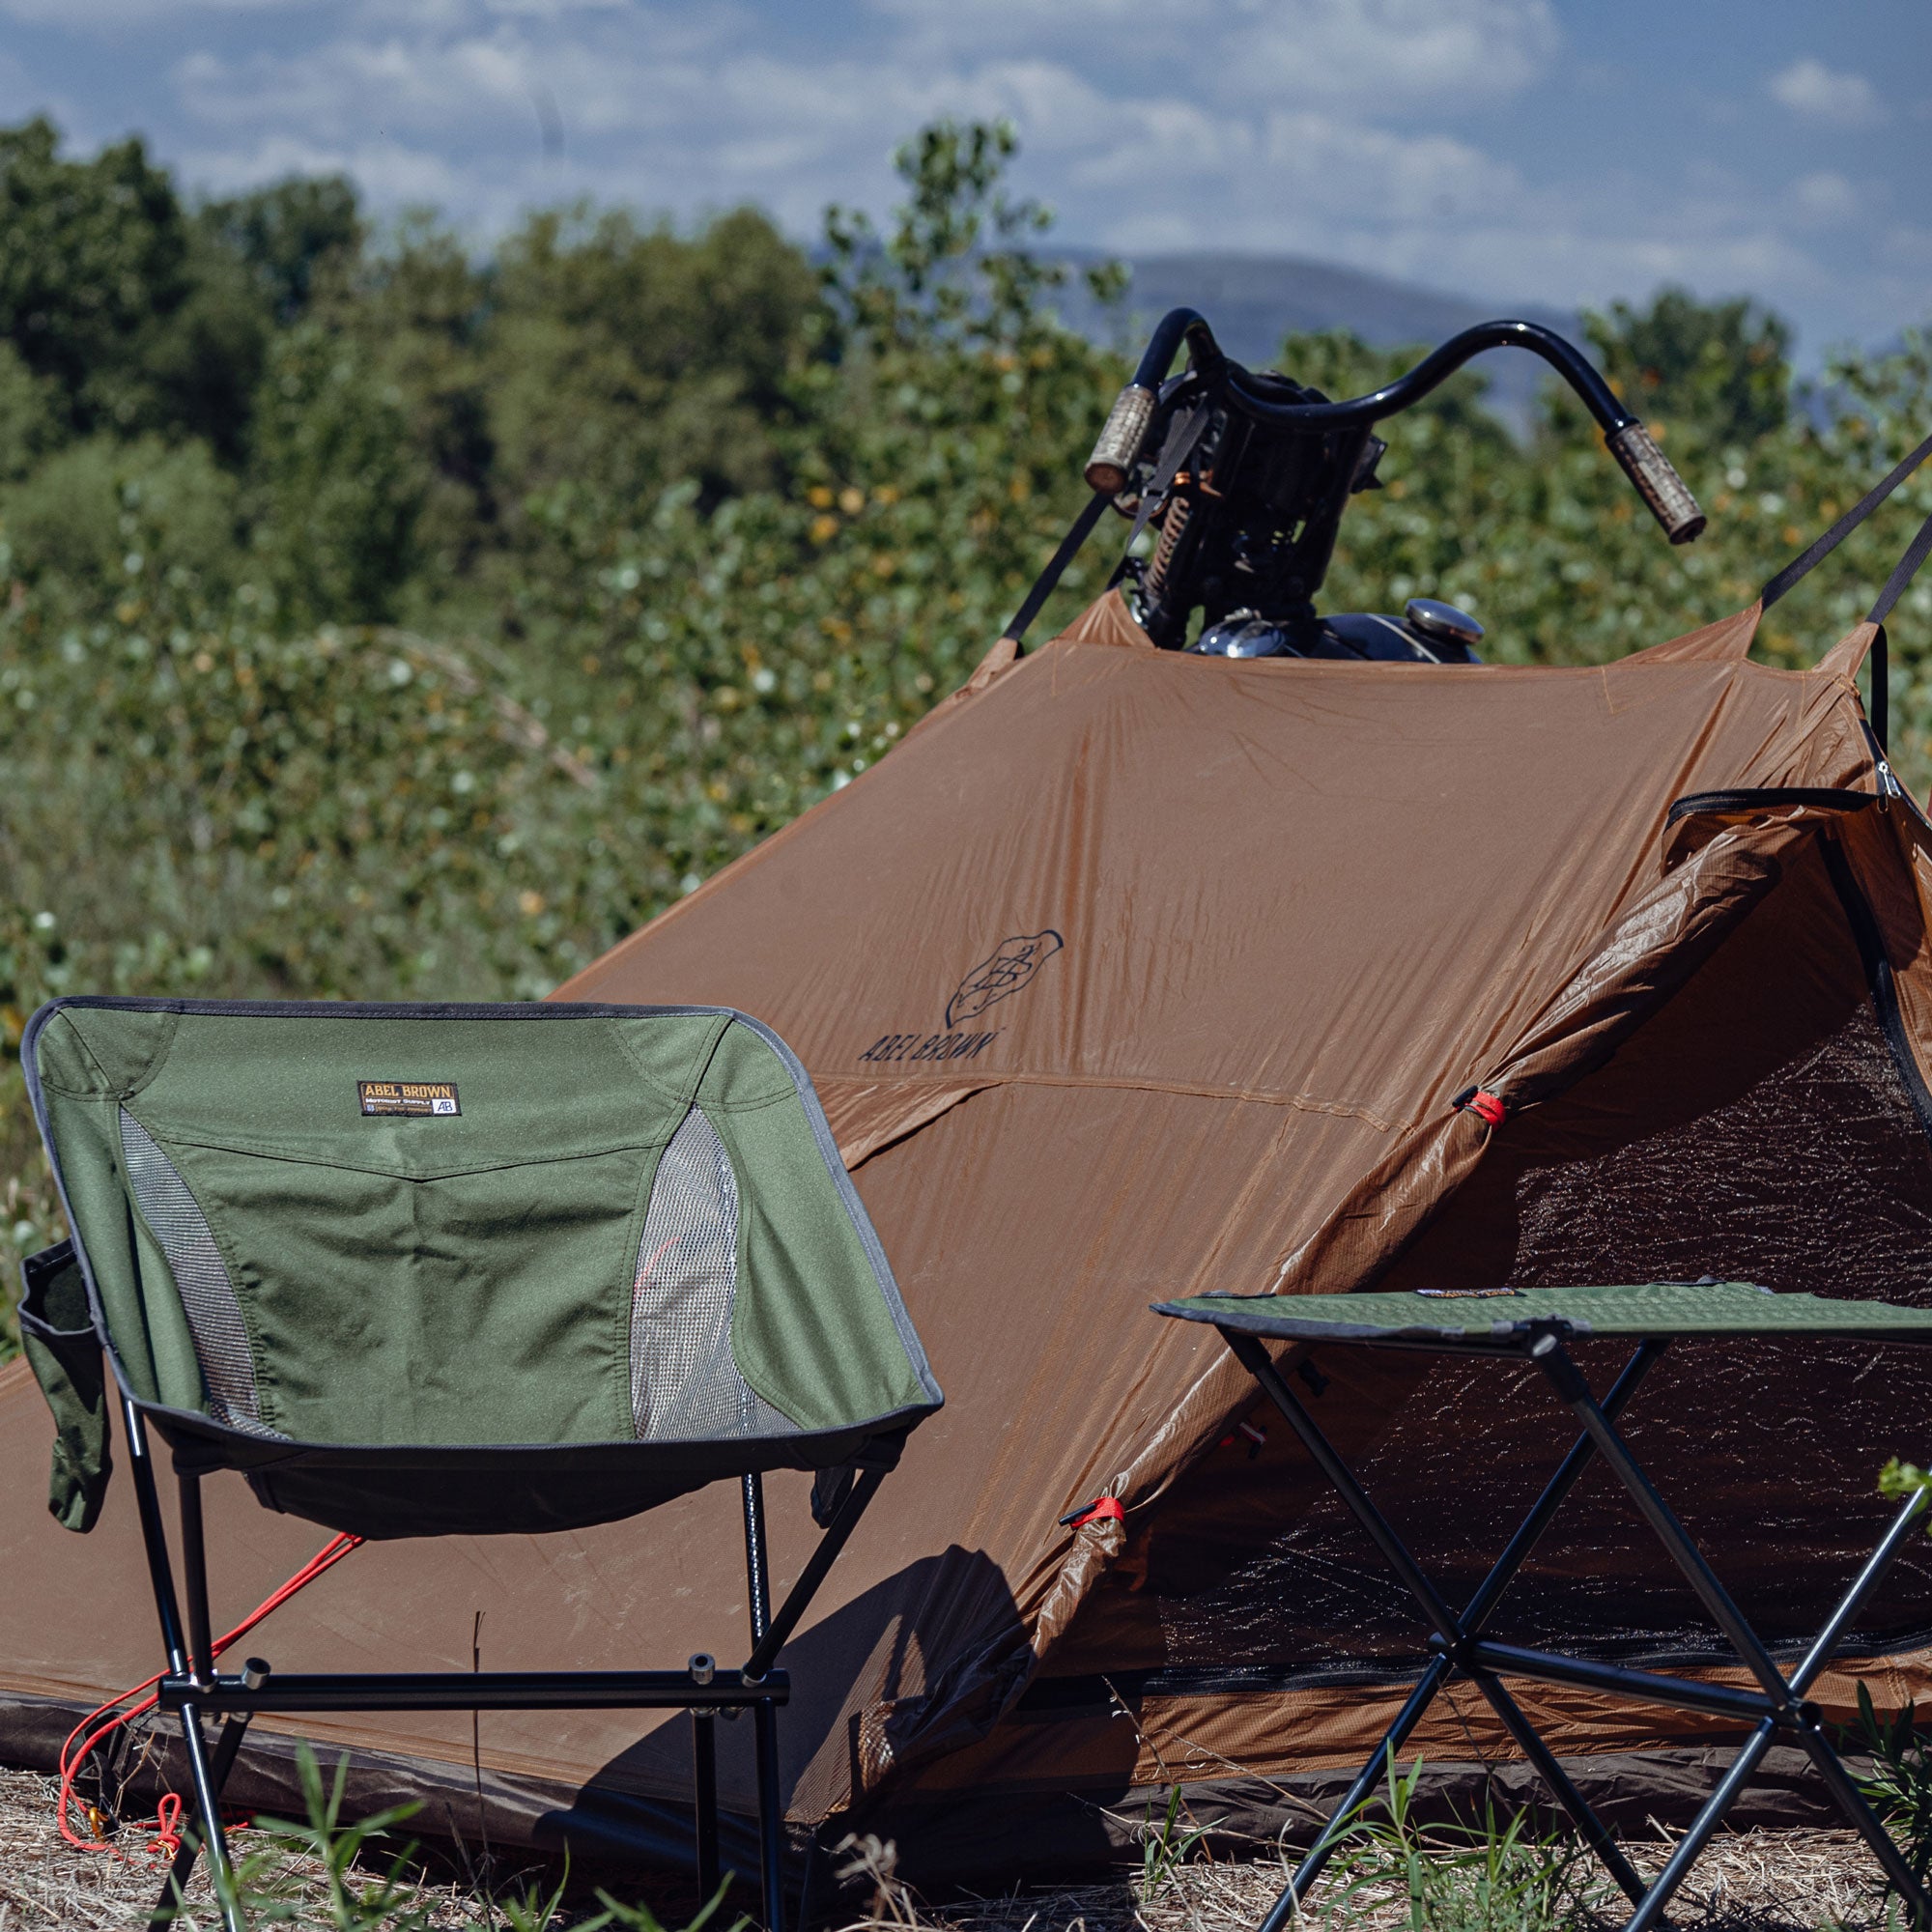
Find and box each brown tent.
[8,589,1932,1884]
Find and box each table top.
[1155,1281,1932,1347]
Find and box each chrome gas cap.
[1404,598,1484,649]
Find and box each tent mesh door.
[1148,983,1932,1670]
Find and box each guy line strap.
[1455,1087,1507,1128]
[1756,422,1932,767]
[1761,424,1932,612]
[999,489,1113,649]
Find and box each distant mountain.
[1052,249,1582,426]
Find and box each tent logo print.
[945,931,1064,1030]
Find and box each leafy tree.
[327,213,496,594]
[489,203,818,516]
[202,174,363,326]
[0,117,189,437]
[1587,286,1792,444]
[0,433,238,588]
[249,318,427,624]
[0,340,58,481]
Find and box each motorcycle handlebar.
[1085,309,1706,545]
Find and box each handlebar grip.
[1085,384,1156,495]
[1606,422,1706,545]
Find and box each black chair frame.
[122,1393,887,1932]
[1205,1321,1932,1932]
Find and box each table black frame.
[1184,1314,1932,1932]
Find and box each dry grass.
[0,1764,1899,1932]
[0,1765,525,1930]
[840,1825,1892,1932]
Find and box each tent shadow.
[534,1542,1133,1883]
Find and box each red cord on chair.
[56,1532,363,1857]
[151,1792,185,1863]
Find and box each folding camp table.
[1155,1283,1932,1932]
[17,998,944,1932]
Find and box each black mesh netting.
[1151,853,1932,1671]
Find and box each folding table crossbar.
[1155,1282,1932,1932]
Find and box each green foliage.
[2,109,1932,1343]
[1850,1679,1932,1908]
[203,174,363,327]
[0,433,240,588]
[0,339,59,479]
[1321,1753,1611,1932]
[1588,284,1793,445]
[489,202,817,512]
[170,1740,748,1931]
[225,1743,432,1928]
[1138,1783,1208,1898]
[0,117,190,436]
[249,319,427,623]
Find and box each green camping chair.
[1156,1284,1932,1932]
[17,998,943,1932]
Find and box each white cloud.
[3,0,1917,352]
[0,0,325,22]
[1790,170,1861,225]
[181,131,469,205]
[1768,56,1887,128]
[1223,0,1558,104]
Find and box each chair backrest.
[26,1000,940,1455]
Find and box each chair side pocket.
[17,1239,113,1531]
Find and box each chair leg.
[177,1703,246,1932]
[150,1713,252,1928]
[753,1696,785,1932]
[742,1474,786,1932]
[692,1710,721,1900]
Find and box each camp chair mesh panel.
[119,1108,283,1439]
[1149,986,1932,1673]
[631,1104,791,1442]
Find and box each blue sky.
[2,0,1927,355]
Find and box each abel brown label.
[358,1080,461,1118]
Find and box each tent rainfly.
[7,588,1932,1884]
